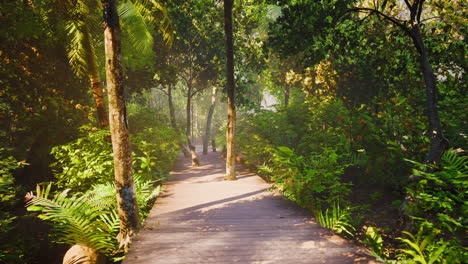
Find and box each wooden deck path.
[123,150,378,264]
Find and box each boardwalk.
[124,151,377,264]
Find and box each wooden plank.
[123,151,377,263]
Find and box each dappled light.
[1,0,465,263]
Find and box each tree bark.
[212,138,217,152]
[186,84,200,166]
[102,0,140,249]
[203,86,217,155]
[84,27,109,128]
[168,84,190,158]
[400,23,449,230]
[410,24,448,165]
[168,84,177,129]
[224,0,237,180]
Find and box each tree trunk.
[168,84,190,158]
[203,86,217,155]
[224,0,237,180]
[102,0,140,249]
[410,24,448,165]
[168,84,177,129]
[400,23,449,230]
[212,138,217,152]
[81,24,109,128]
[186,85,200,166]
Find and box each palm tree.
[58,0,172,128]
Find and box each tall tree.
[57,0,109,127]
[351,0,449,165]
[163,0,224,166]
[348,0,451,227]
[203,86,218,154]
[224,0,237,180]
[60,0,172,128]
[101,0,140,249]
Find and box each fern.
[397,227,448,264]
[26,184,119,256]
[315,202,355,236]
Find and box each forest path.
[123,149,377,264]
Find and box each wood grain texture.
[124,150,379,264]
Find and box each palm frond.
[61,0,101,79]
[129,0,173,46]
[119,0,155,63]
[65,19,90,78]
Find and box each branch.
[420,16,441,23]
[416,0,425,23]
[409,0,419,21]
[348,8,411,36]
[403,0,413,10]
[177,72,189,86]
[154,86,168,96]
[190,86,209,98]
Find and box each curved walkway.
[123,150,377,264]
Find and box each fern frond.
[441,150,467,176]
[315,202,355,236]
[26,185,118,256]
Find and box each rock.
[63,244,106,264]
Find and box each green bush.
[50,125,180,193]
[0,149,28,263]
[260,146,351,210]
[132,127,181,178]
[406,150,467,235]
[50,128,114,192]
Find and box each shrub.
[50,128,114,192]
[50,125,180,193]
[0,149,28,263]
[260,146,351,210]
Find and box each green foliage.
[26,184,119,256]
[50,128,114,192]
[315,202,355,236]
[261,146,351,210]
[364,150,467,263]
[50,121,179,193]
[363,226,386,261]
[86,175,162,220]
[397,227,449,264]
[406,150,467,233]
[132,127,180,178]
[26,176,162,258]
[362,226,463,264]
[0,150,28,262]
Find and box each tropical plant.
[56,0,173,127]
[363,226,386,261]
[86,175,162,219]
[50,123,179,193]
[397,227,449,264]
[263,146,351,210]
[50,128,114,193]
[0,150,28,262]
[25,176,162,258]
[315,202,355,236]
[26,184,120,256]
[405,149,467,233]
